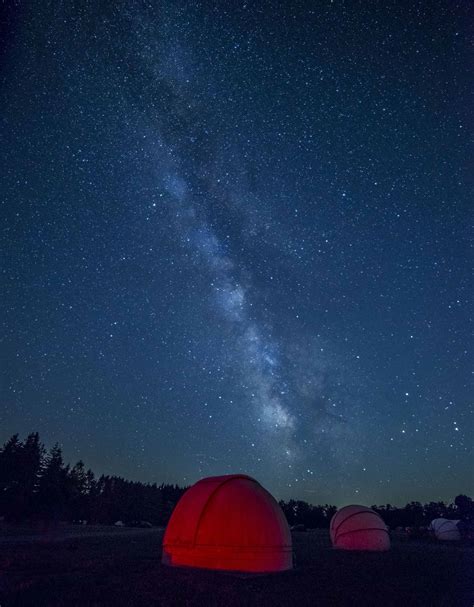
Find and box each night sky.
[1,1,472,506]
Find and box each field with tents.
[0,524,473,606]
[1,440,473,605]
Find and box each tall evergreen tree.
[37,444,68,521]
[0,434,23,520]
[19,432,45,518]
[69,460,89,521]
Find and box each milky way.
[1,1,472,504]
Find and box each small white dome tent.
[330,505,390,551]
[429,518,461,541]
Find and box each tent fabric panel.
[162,543,293,572]
[163,474,252,548]
[334,512,387,543]
[334,528,391,551]
[196,477,291,548]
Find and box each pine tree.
[37,444,68,521]
[69,461,88,520]
[20,432,45,518]
[0,434,23,520]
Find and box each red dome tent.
[162,474,293,572]
[330,505,390,551]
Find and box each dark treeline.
[0,433,185,526]
[279,496,474,530]
[1,433,472,528]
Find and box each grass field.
[0,526,472,606]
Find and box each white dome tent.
[429,518,461,541]
[330,505,390,551]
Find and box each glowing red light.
[162,474,293,572]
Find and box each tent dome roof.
[330,504,390,551]
[429,518,461,540]
[162,474,292,572]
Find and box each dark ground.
[0,526,472,607]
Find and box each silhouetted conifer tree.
[455,494,474,520]
[0,434,22,520]
[37,444,69,521]
[69,460,90,521]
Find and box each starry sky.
[1,1,472,506]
